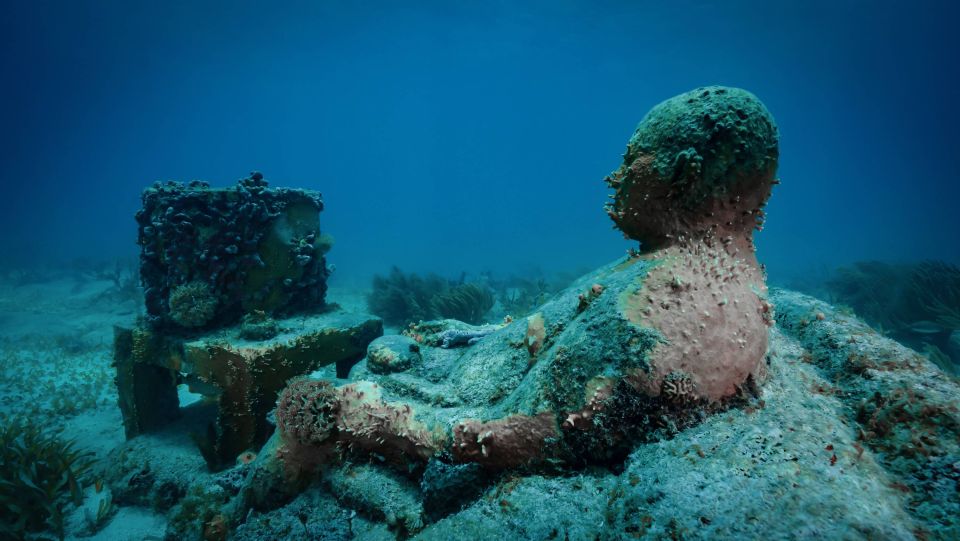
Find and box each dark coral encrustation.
[137,171,329,331]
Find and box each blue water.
[1,0,958,283]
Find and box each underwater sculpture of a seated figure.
[269,86,780,477]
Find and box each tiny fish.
[905,321,945,335]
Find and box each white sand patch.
[66,505,166,541]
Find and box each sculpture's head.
[605,86,779,250]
